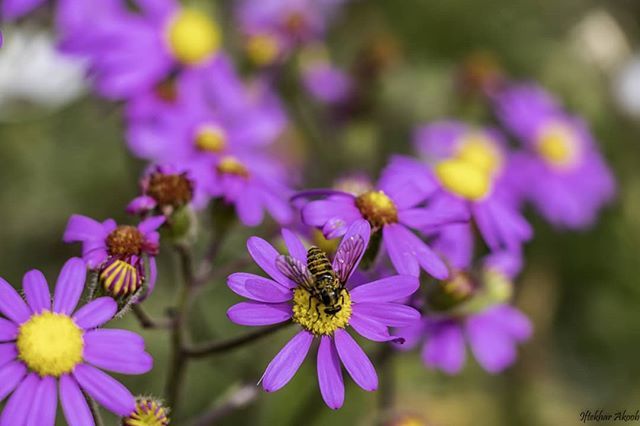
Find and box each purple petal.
[393,321,425,351]
[73,364,136,416]
[26,376,57,426]
[350,275,419,303]
[227,302,292,326]
[0,319,17,342]
[22,270,51,314]
[349,311,398,342]
[82,329,144,351]
[72,297,117,329]
[352,303,420,327]
[84,331,153,375]
[281,229,307,262]
[301,196,360,235]
[0,361,27,401]
[53,258,87,315]
[63,214,106,243]
[245,279,293,303]
[0,372,38,426]
[317,336,344,409]
[126,195,157,215]
[0,277,31,324]
[0,343,17,368]
[228,273,283,299]
[422,321,466,374]
[246,237,294,287]
[383,224,449,279]
[261,330,313,392]
[334,329,378,391]
[60,374,94,426]
[398,198,469,229]
[138,215,165,234]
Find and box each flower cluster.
[0,0,617,422]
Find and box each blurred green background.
[1,0,640,424]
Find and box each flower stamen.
[355,190,398,229]
[292,287,352,335]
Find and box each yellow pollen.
[435,158,492,201]
[124,399,170,426]
[292,287,351,335]
[455,134,502,176]
[216,156,250,178]
[246,34,280,66]
[17,311,83,377]
[167,8,220,65]
[106,225,144,257]
[195,124,227,153]
[355,190,398,228]
[536,123,578,168]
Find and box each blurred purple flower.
[63,215,163,299]
[299,158,470,279]
[226,220,420,409]
[189,151,294,227]
[0,258,152,425]
[412,121,533,252]
[302,61,352,104]
[1,0,46,20]
[126,55,286,163]
[396,253,531,374]
[493,83,616,229]
[60,0,220,99]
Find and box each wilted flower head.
[493,83,615,229]
[412,121,532,252]
[0,258,152,425]
[63,215,164,300]
[227,220,420,408]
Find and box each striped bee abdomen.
[306,246,334,278]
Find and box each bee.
[276,233,365,317]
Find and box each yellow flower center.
[106,225,144,257]
[246,34,280,66]
[536,123,579,168]
[195,124,227,153]
[455,134,502,176]
[17,311,84,377]
[292,287,352,335]
[435,158,491,201]
[124,399,170,426]
[166,8,220,65]
[434,133,503,201]
[216,156,250,178]
[355,190,398,229]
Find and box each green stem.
[86,395,105,426]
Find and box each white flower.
[0,27,86,118]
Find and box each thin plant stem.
[183,322,292,358]
[131,304,171,329]
[165,243,196,413]
[86,394,105,426]
[376,345,396,424]
[189,383,259,426]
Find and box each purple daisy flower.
[63,215,164,299]
[412,120,533,252]
[60,0,221,99]
[301,57,352,105]
[126,55,286,164]
[189,151,294,227]
[493,83,616,229]
[0,257,153,425]
[299,160,467,279]
[226,220,420,409]
[396,252,531,374]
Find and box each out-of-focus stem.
[189,383,259,426]
[131,304,171,329]
[377,345,396,424]
[86,395,104,426]
[183,322,292,358]
[166,243,196,413]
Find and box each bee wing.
[333,234,365,283]
[275,255,314,291]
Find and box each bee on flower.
[226,220,420,409]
